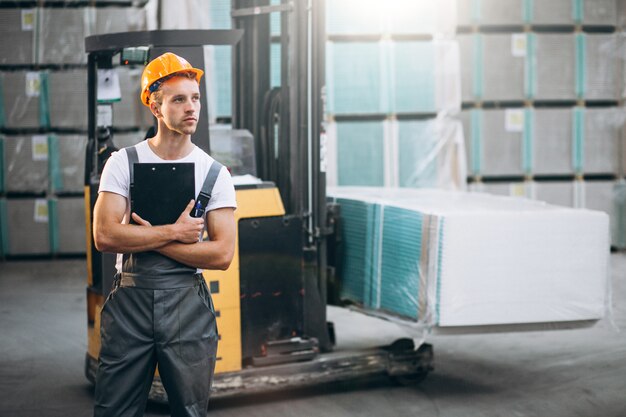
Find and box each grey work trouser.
[94,273,218,417]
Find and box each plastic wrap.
[0,9,36,66]
[458,33,621,102]
[48,69,88,129]
[462,107,625,177]
[457,0,618,26]
[0,71,45,129]
[1,198,52,256]
[209,127,257,176]
[326,0,457,37]
[327,40,461,115]
[329,186,612,333]
[326,116,466,190]
[52,134,87,194]
[55,196,86,254]
[474,179,626,249]
[2,135,49,194]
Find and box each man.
[92,52,236,417]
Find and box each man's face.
[153,76,201,136]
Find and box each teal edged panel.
[270,43,281,88]
[48,198,58,255]
[39,71,50,128]
[572,106,585,173]
[575,33,586,98]
[336,198,378,304]
[336,121,385,186]
[572,0,584,23]
[525,33,537,99]
[48,134,62,192]
[523,0,534,23]
[471,0,482,24]
[472,34,484,100]
[213,46,232,118]
[391,41,436,113]
[209,0,232,29]
[470,109,483,176]
[522,107,534,174]
[365,203,383,308]
[398,119,438,188]
[378,206,423,320]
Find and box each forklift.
[83,0,433,401]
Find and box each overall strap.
[196,161,223,211]
[125,145,139,184]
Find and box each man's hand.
[132,200,204,244]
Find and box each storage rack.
[0,1,151,258]
[456,0,626,248]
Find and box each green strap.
[575,33,586,98]
[522,108,534,174]
[471,109,483,175]
[39,71,50,128]
[473,34,484,100]
[48,199,58,255]
[0,198,7,257]
[572,0,584,23]
[573,106,585,173]
[523,0,533,24]
[0,72,5,128]
[525,33,537,99]
[48,135,62,192]
[471,0,482,24]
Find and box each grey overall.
[94,146,222,417]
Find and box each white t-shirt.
[98,140,237,272]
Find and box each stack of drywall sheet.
[0,9,35,65]
[327,40,460,115]
[55,196,86,254]
[462,107,624,177]
[53,134,87,194]
[0,198,52,256]
[48,69,88,129]
[38,8,89,65]
[0,71,44,129]
[2,135,49,194]
[325,117,466,190]
[329,186,610,329]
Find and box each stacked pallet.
[457,0,626,248]
[323,0,465,190]
[0,3,150,257]
[329,186,610,330]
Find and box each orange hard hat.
[140,52,204,106]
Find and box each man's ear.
[150,101,161,118]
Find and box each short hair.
[149,71,198,105]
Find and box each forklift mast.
[231,0,332,350]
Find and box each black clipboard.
[130,163,195,226]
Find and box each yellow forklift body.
[86,186,285,374]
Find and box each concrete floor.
[0,254,625,417]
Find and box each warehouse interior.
[1,0,625,416]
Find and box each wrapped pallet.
[325,116,466,190]
[329,186,611,331]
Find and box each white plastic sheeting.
[329,186,611,332]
